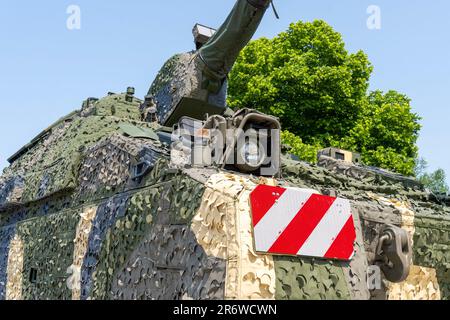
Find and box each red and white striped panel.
[250,185,356,261]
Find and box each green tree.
[228,20,421,176]
[415,158,449,194]
[281,131,321,164]
[339,91,421,176]
[228,20,372,144]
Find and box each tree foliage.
[228,20,421,176]
[281,131,320,164]
[415,158,449,194]
[339,91,421,176]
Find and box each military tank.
[0,0,449,300]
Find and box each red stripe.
[250,185,286,227]
[268,194,336,255]
[324,216,356,260]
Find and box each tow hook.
[376,225,412,283]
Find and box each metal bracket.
[376,225,412,283]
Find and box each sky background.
[0,0,449,182]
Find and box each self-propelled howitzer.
[0,0,449,301]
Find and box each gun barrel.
[199,0,271,79]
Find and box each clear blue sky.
[0,0,449,182]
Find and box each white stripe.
[254,189,313,252]
[297,198,352,257]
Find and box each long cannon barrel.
[199,0,272,80]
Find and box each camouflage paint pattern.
[0,91,449,300]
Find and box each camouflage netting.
[108,181,225,300]
[149,54,186,97]
[3,0,450,301]
[148,51,227,126]
[0,90,449,301]
[191,174,277,300]
[0,225,16,299]
[0,93,171,209]
[0,100,225,300]
[281,156,450,300]
[16,208,79,300]
[414,216,450,298]
[274,257,350,300]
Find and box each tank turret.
[145,0,273,127]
